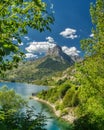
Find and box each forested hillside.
[1,45,75,84]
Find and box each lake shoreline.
[31,96,76,123]
[0,82,74,129]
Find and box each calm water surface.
[0,82,72,130]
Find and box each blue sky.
[20,0,95,59]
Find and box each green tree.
[0,86,47,130]
[75,0,104,129]
[0,0,54,73]
[0,86,26,111]
[0,0,53,129]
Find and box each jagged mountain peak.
[47,45,62,57]
[46,45,74,65]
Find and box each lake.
[0,82,72,130]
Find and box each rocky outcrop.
[46,45,74,65]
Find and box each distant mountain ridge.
[1,45,77,84]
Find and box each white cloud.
[90,33,94,37]
[25,37,56,53]
[50,4,54,9]
[24,36,30,40]
[18,42,24,46]
[25,36,80,58]
[46,36,55,43]
[25,53,38,59]
[62,46,80,56]
[12,37,17,41]
[60,28,78,39]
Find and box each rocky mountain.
[46,45,74,65]
[71,55,82,62]
[1,45,75,84]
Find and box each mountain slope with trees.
[1,45,75,84]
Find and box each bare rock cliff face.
[46,45,74,65]
[47,45,62,57]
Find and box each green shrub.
[59,84,71,98]
[63,88,79,107]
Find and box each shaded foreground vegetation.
[0,86,47,130]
